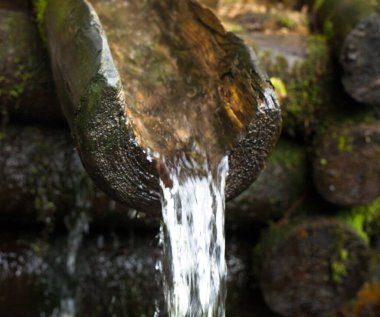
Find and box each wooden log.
[340,12,380,106]
[0,125,159,229]
[226,138,308,227]
[257,218,370,317]
[307,0,380,105]
[36,0,281,211]
[0,8,62,124]
[313,122,380,206]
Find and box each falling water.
[157,154,228,317]
[51,212,90,317]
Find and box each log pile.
[1,0,380,316]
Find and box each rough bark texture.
[0,8,62,124]
[38,0,281,212]
[259,219,369,317]
[313,122,380,206]
[226,139,308,226]
[340,12,380,106]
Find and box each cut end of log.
[341,12,380,105]
[260,219,370,317]
[313,122,380,206]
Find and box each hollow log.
[0,125,159,229]
[226,138,308,227]
[37,0,281,212]
[308,0,380,105]
[313,122,380,206]
[257,218,370,317]
[0,8,62,124]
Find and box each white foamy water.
[158,155,228,317]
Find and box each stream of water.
[157,154,229,317]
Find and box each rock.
[226,138,308,227]
[37,0,281,212]
[0,8,62,124]
[258,218,370,317]
[313,122,380,206]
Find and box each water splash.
[158,154,228,317]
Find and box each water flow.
[158,154,228,317]
[51,212,89,317]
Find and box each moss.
[275,13,297,30]
[33,0,48,43]
[338,197,380,243]
[331,248,349,283]
[268,139,306,169]
[259,35,332,139]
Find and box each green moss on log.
[259,35,332,138]
[33,0,48,43]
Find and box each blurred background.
[0,0,380,316]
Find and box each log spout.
[38,0,281,211]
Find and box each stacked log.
[308,0,380,105]
[256,219,370,317]
[0,7,62,124]
[313,122,380,206]
[226,139,308,227]
[1,0,380,316]
[0,125,159,229]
